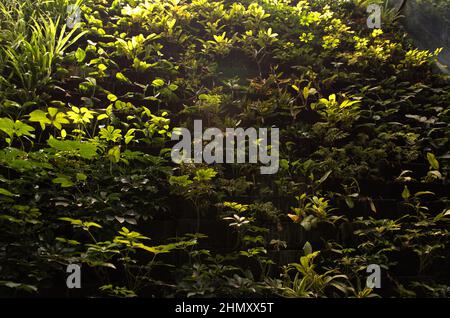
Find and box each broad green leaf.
[0,281,37,293]
[29,110,51,130]
[83,221,102,229]
[75,47,86,62]
[107,93,118,102]
[59,217,83,225]
[97,114,109,121]
[116,72,131,83]
[152,78,164,87]
[48,108,69,130]
[108,146,121,163]
[168,83,179,91]
[0,118,14,138]
[48,137,98,159]
[52,176,75,187]
[99,126,122,142]
[124,129,136,144]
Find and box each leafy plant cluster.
[0,0,448,297]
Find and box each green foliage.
[281,249,352,298]
[0,118,35,143]
[47,137,98,159]
[29,108,69,130]
[0,0,448,298]
[0,2,86,103]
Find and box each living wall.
[0,0,449,297]
[402,0,450,67]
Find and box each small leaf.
[83,221,102,229]
[317,170,332,185]
[52,177,75,188]
[414,191,435,197]
[76,173,87,181]
[402,185,410,200]
[58,217,83,225]
[115,216,125,223]
[108,146,121,163]
[303,241,313,256]
[168,83,178,91]
[345,197,355,209]
[152,78,164,87]
[107,94,118,102]
[0,188,17,197]
[28,110,51,130]
[368,198,377,213]
[75,47,86,62]
[97,114,109,121]
[116,72,131,83]
[426,153,439,170]
[287,214,301,223]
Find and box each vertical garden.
[0,0,449,298]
